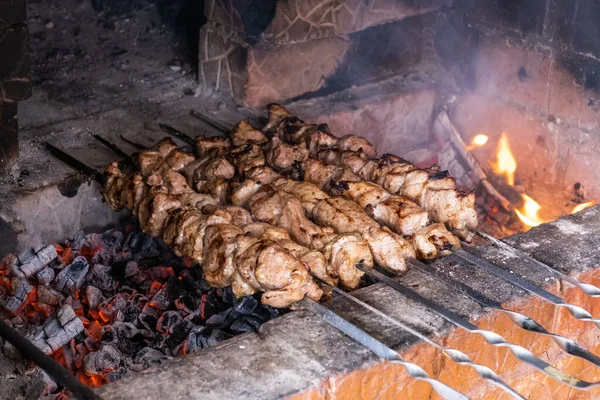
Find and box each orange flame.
[491,133,517,186]
[466,134,489,151]
[515,194,548,227]
[571,201,597,214]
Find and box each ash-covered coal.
[0,227,282,397]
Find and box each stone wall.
[198,0,448,107]
[438,0,600,209]
[0,0,31,172]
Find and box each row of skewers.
[101,104,478,308]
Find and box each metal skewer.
[317,281,524,399]
[472,229,600,297]
[297,298,470,400]
[91,134,131,160]
[452,247,600,330]
[409,259,600,368]
[359,265,600,389]
[45,143,103,184]
[190,110,232,133]
[46,141,467,400]
[158,123,195,146]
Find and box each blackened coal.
[0,227,284,396]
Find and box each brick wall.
[0,0,31,171]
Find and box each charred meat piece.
[265,137,309,171]
[232,236,323,308]
[262,103,293,135]
[242,222,338,287]
[248,186,334,251]
[330,181,429,237]
[270,177,330,215]
[228,144,266,177]
[337,134,376,158]
[230,120,268,147]
[411,223,460,260]
[312,197,415,273]
[195,136,231,157]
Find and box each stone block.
[0,0,26,28]
[200,23,351,107]
[204,0,448,45]
[200,17,424,107]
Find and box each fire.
[466,134,489,151]
[572,201,597,214]
[490,133,517,186]
[515,194,548,227]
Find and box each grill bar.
[409,259,600,368]
[297,298,470,400]
[319,281,525,399]
[472,229,600,297]
[453,247,600,329]
[359,265,600,389]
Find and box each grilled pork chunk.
[230,120,268,147]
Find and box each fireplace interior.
[2,0,600,399]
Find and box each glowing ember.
[466,134,489,151]
[515,194,548,228]
[572,201,597,214]
[490,133,517,186]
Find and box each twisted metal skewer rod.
[453,247,600,330]
[47,140,467,399]
[318,281,524,399]
[359,265,600,389]
[297,298,471,400]
[472,229,600,297]
[409,259,600,368]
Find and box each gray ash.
[0,227,282,396]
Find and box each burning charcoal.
[184,327,232,354]
[139,305,158,332]
[37,286,63,306]
[13,245,58,277]
[3,278,34,313]
[55,256,89,294]
[17,249,35,265]
[99,293,129,322]
[101,230,124,249]
[133,347,168,368]
[86,285,104,309]
[36,267,55,285]
[87,264,118,291]
[70,230,86,251]
[113,322,140,340]
[29,305,84,354]
[230,315,263,334]
[156,311,183,334]
[230,296,259,318]
[148,285,169,310]
[116,304,140,324]
[83,344,126,377]
[205,308,231,328]
[124,260,141,279]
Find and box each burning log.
[433,111,513,212]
